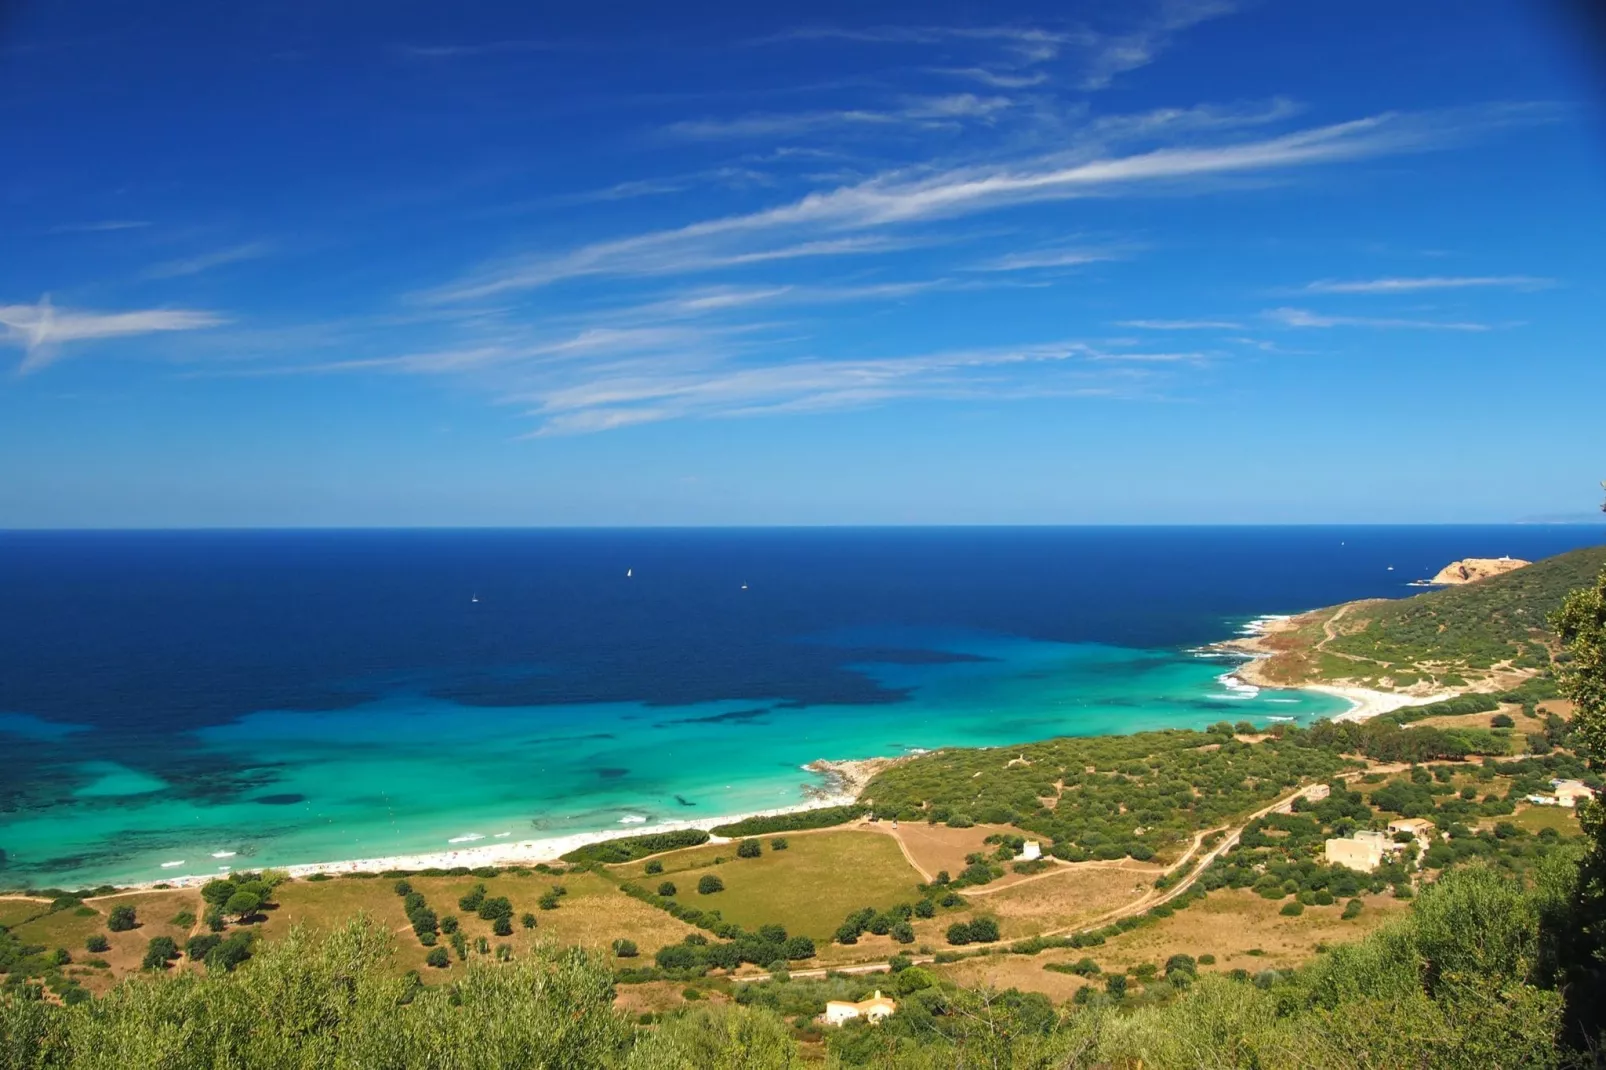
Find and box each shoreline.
[1217,610,1453,724]
[111,759,909,892]
[22,604,1462,894]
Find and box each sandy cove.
[130,758,909,891]
[1220,612,1456,724]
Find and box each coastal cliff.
[1221,543,1605,698]
[1430,556,1530,585]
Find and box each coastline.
[41,607,1453,894]
[121,758,906,891]
[1217,611,1452,724]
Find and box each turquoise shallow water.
[8,527,1599,890]
[1,632,1344,888]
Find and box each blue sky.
[2,0,1604,526]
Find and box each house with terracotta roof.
[825,990,897,1026]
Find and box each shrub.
[492,917,513,937]
[736,839,762,858]
[612,938,639,958]
[170,911,195,928]
[520,913,537,929]
[425,947,450,969]
[538,892,560,911]
[1491,712,1515,728]
[657,881,677,897]
[891,921,916,944]
[1106,974,1127,998]
[186,934,221,961]
[440,915,459,935]
[1280,901,1304,916]
[697,874,724,895]
[204,932,254,973]
[771,838,788,850]
[1198,953,1216,965]
[224,890,261,920]
[946,923,972,946]
[561,829,710,865]
[393,880,412,896]
[645,860,664,875]
[783,935,816,960]
[914,899,936,918]
[85,934,109,953]
[458,885,486,912]
[141,936,178,970]
[106,905,137,932]
[477,895,513,922]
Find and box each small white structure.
[1552,780,1595,808]
[1387,817,1436,848]
[825,990,897,1026]
[1018,841,1042,862]
[1526,793,1559,807]
[1324,830,1394,872]
[1305,784,1332,802]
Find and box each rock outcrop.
[1430,557,1530,585]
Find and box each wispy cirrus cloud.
[430,106,1532,303]
[390,39,556,59]
[976,247,1124,271]
[1300,275,1553,294]
[0,297,228,374]
[515,339,1181,436]
[663,94,1015,140]
[1264,307,1492,331]
[49,220,151,234]
[1118,318,1243,329]
[142,241,273,280]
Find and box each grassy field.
[7,889,203,995]
[958,863,1165,940]
[935,887,1409,1003]
[618,830,924,940]
[1507,803,1583,835]
[256,870,701,979]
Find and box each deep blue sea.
[1,526,1600,888]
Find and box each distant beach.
[136,762,882,890]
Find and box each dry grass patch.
[0,898,52,928]
[887,822,1016,879]
[1090,888,1406,975]
[960,865,1156,939]
[259,871,700,979]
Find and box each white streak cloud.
[0,297,228,373]
[1264,307,1492,331]
[1300,275,1553,294]
[143,242,273,280]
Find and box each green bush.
[106,905,137,932]
[697,875,724,895]
[84,934,109,954]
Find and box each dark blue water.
[1,526,1599,886]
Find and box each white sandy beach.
[135,759,893,891]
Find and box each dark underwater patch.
[595,767,629,780]
[255,793,306,805]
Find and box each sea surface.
[2,526,1600,888]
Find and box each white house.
[1324,829,1394,872]
[825,990,897,1026]
[1552,780,1595,808]
[1018,841,1042,862]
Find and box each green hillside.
[1324,543,1606,680]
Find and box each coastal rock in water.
[1429,557,1530,585]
